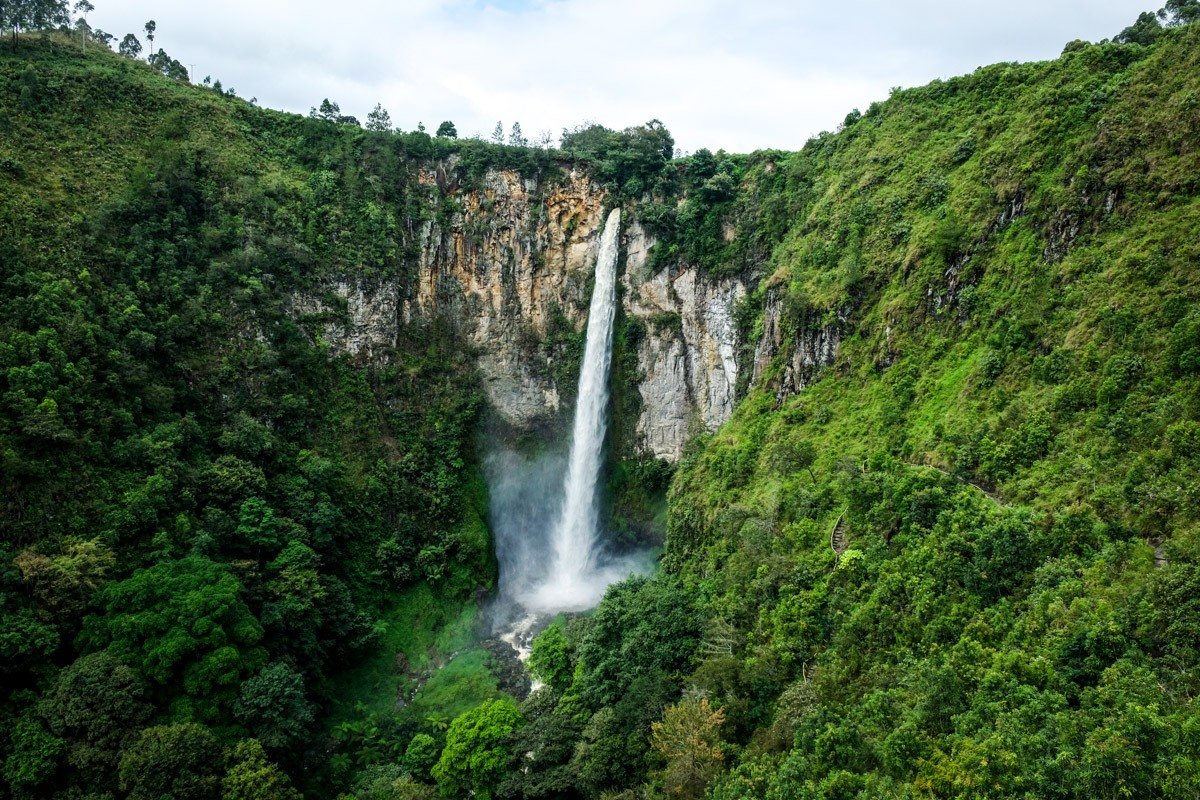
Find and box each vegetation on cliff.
[0,30,500,799]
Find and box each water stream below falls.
[487,207,651,653]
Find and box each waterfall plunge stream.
[531,206,624,612]
[488,208,650,652]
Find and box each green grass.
[405,649,500,721]
[326,584,483,725]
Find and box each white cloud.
[90,0,1159,152]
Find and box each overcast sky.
[87,0,1158,153]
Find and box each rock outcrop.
[623,221,745,460]
[751,289,843,403]
[290,279,401,359]
[404,165,607,427]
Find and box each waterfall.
[528,207,623,612]
[486,205,648,630]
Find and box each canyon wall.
[293,161,755,462]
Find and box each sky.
[86,0,1160,153]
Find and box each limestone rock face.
[292,165,751,461]
[751,289,843,403]
[289,279,401,359]
[623,221,746,461]
[751,288,784,387]
[402,165,607,428]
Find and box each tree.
[233,662,314,750]
[222,739,302,800]
[73,0,93,47]
[497,689,583,799]
[366,103,392,132]
[1116,10,1163,44]
[1160,0,1200,25]
[436,120,457,138]
[2,715,63,796]
[0,1,26,49]
[233,496,285,556]
[261,540,326,661]
[14,536,115,619]
[0,607,58,675]
[143,19,155,57]
[310,98,340,122]
[509,121,527,147]
[558,119,675,195]
[39,652,151,781]
[402,732,440,780]
[118,32,141,58]
[570,704,647,796]
[119,723,225,800]
[770,438,817,481]
[353,766,435,800]
[149,49,190,81]
[491,120,504,144]
[2,0,68,49]
[432,698,523,800]
[650,696,726,800]
[574,576,702,709]
[687,148,717,183]
[528,622,573,693]
[77,556,265,717]
[570,674,674,795]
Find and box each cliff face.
[623,221,745,460]
[293,162,749,461]
[405,165,607,428]
[750,289,843,405]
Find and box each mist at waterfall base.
[485,208,653,638]
[485,448,652,617]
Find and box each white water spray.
[524,207,633,612]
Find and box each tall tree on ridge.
[2,0,69,50]
[117,31,139,57]
[73,0,93,47]
[310,98,339,122]
[1160,0,1200,24]
[509,121,527,147]
[365,103,392,132]
[142,18,154,57]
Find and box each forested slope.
[0,35,504,799]
[511,18,1200,800]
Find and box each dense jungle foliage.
[3,4,1200,799]
[0,32,512,800]
[642,15,1200,800]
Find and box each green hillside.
[2,8,1200,800]
[509,19,1200,800]
[657,21,1200,800]
[0,33,503,799]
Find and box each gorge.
[296,164,751,465]
[3,13,1200,800]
